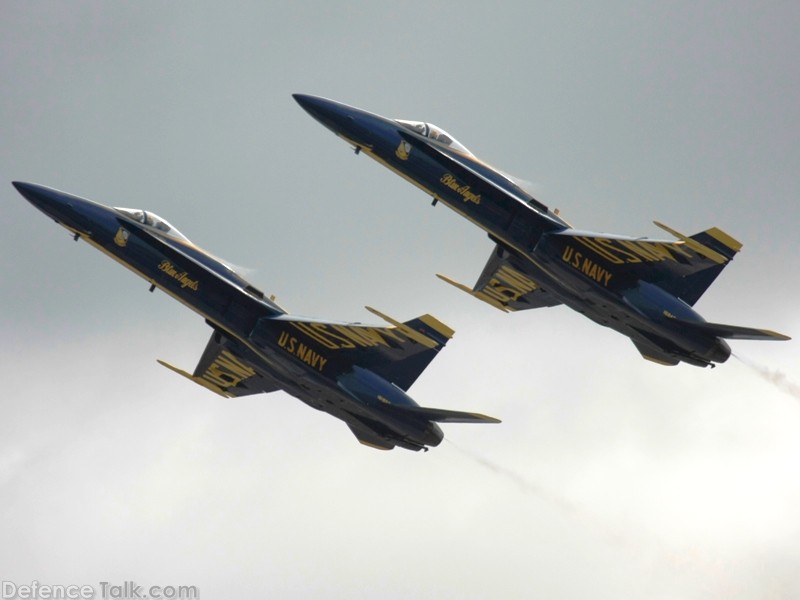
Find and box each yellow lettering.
[297,343,311,364]
[278,331,290,348]
[317,325,357,349]
[157,260,199,291]
[591,238,627,264]
[497,266,538,293]
[616,240,645,261]
[199,351,256,390]
[205,364,240,387]
[309,322,347,350]
[574,237,623,264]
[276,340,328,372]
[483,282,522,303]
[440,173,481,204]
[646,242,678,263]
[217,351,256,379]
[604,239,642,263]
[291,322,339,350]
[331,325,373,348]
[374,326,404,344]
[357,327,392,348]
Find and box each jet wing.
[385,404,501,424]
[541,225,743,305]
[260,311,454,392]
[159,330,281,398]
[437,244,561,312]
[671,318,791,341]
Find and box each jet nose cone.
[291,93,313,106]
[12,181,106,236]
[292,93,325,114]
[293,93,358,131]
[292,93,340,123]
[293,93,381,149]
[12,181,68,213]
[12,180,40,199]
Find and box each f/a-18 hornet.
[294,95,789,368]
[13,181,498,451]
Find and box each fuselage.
[14,182,283,352]
[13,181,450,450]
[294,95,734,367]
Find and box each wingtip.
[765,330,791,341]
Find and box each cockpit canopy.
[114,207,189,241]
[395,119,473,155]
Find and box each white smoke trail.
[444,440,760,594]
[444,439,670,565]
[445,439,582,517]
[734,354,800,402]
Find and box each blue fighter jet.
[294,95,789,367]
[13,181,499,451]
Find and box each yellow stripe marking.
[417,314,455,339]
[364,306,439,348]
[705,227,743,252]
[653,221,728,264]
[497,265,539,292]
[435,274,511,312]
[157,359,231,398]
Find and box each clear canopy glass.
[395,119,472,155]
[114,207,189,241]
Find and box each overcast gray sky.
[2,2,799,599]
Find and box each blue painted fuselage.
[294,95,788,366]
[13,182,498,450]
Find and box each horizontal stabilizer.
[364,306,442,348]
[688,226,742,261]
[653,221,740,264]
[674,318,791,341]
[388,404,501,424]
[553,226,742,305]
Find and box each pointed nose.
[292,93,374,142]
[13,181,75,217]
[292,93,351,130]
[12,181,109,236]
[292,93,337,122]
[293,93,400,154]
